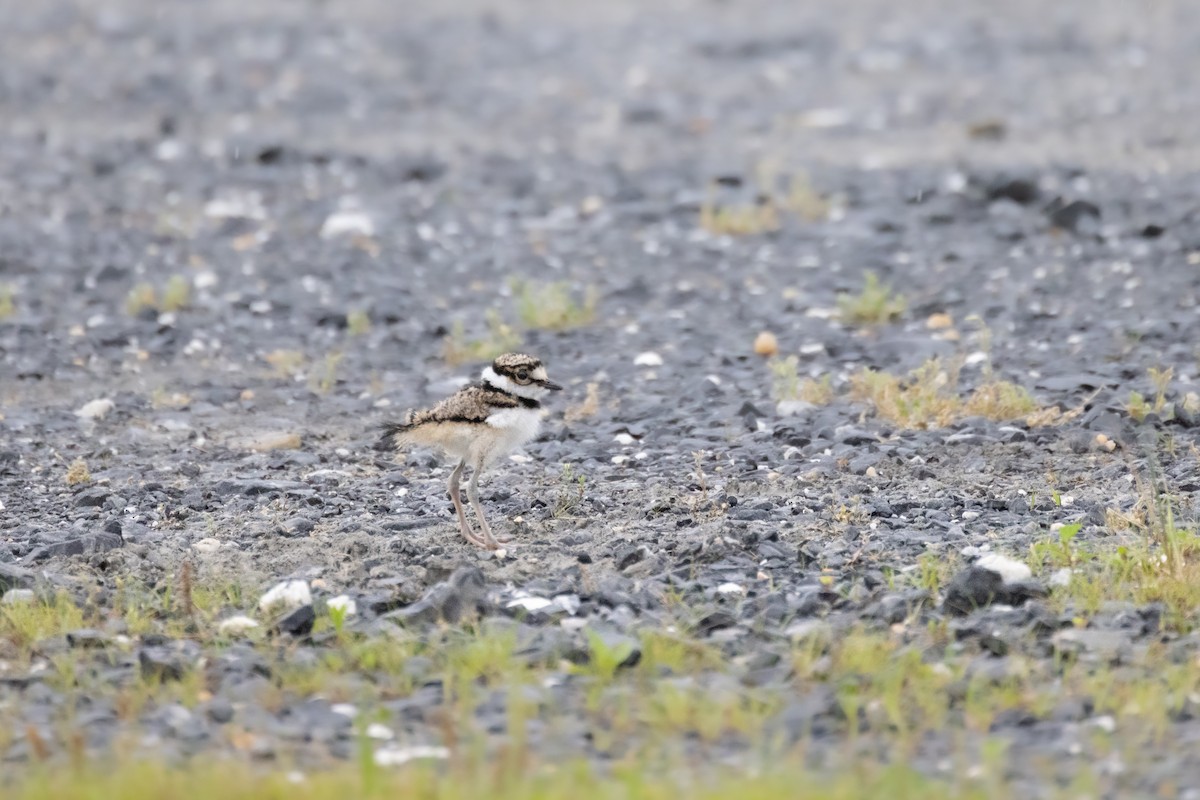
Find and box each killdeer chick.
[379,353,563,549]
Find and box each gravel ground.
[3,0,1200,794]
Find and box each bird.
[378,353,563,549]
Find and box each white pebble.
[507,596,553,612]
[203,192,265,221]
[258,579,312,613]
[613,433,635,445]
[327,595,357,617]
[320,210,375,239]
[192,538,222,554]
[776,400,815,417]
[634,351,663,367]
[976,553,1032,584]
[373,745,450,767]
[366,723,394,741]
[76,398,114,420]
[1093,715,1117,734]
[2,589,36,605]
[331,704,357,718]
[716,582,745,595]
[961,511,980,521]
[552,594,581,615]
[217,615,260,636]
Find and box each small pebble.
[76,398,114,420]
[218,616,260,636]
[258,580,312,613]
[753,331,779,356]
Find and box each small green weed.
[0,283,15,319]
[511,280,597,331]
[837,272,906,325]
[768,355,833,404]
[347,309,372,336]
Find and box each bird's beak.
[539,379,563,391]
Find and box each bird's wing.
[412,385,519,425]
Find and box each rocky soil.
[3,0,1200,795]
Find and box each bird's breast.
[485,407,542,445]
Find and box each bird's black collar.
[480,380,541,409]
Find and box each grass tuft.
[347,309,372,336]
[126,282,158,316]
[0,283,15,319]
[511,280,597,331]
[64,458,92,486]
[126,275,192,316]
[1127,366,1175,422]
[769,356,833,404]
[160,275,191,312]
[849,357,1042,428]
[837,272,906,325]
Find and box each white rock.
[1093,715,1117,734]
[785,619,830,641]
[716,582,745,595]
[258,580,312,613]
[976,553,1032,584]
[203,191,266,221]
[613,433,635,445]
[331,704,357,718]
[327,595,357,617]
[192,538,222,554]
[1049,568,1072,588]
[634,351,663,367]
[507,596,553,612]
[321,210,375,239]
[552,594,581,615]
[2,589,36,605]
[795,107,851,129]
[218,615,260,636]
[366,723,394,741]
[776,400,815,417]
[961,511,980,521]
[76,398,114,420]
[374,745,450,767]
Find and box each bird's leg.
[448,459,488,548]
[466,461,509,548]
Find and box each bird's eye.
[516,369,529,382]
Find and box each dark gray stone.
[25,532,123,562]
[387,567,489,626]
[272,604,316,637]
